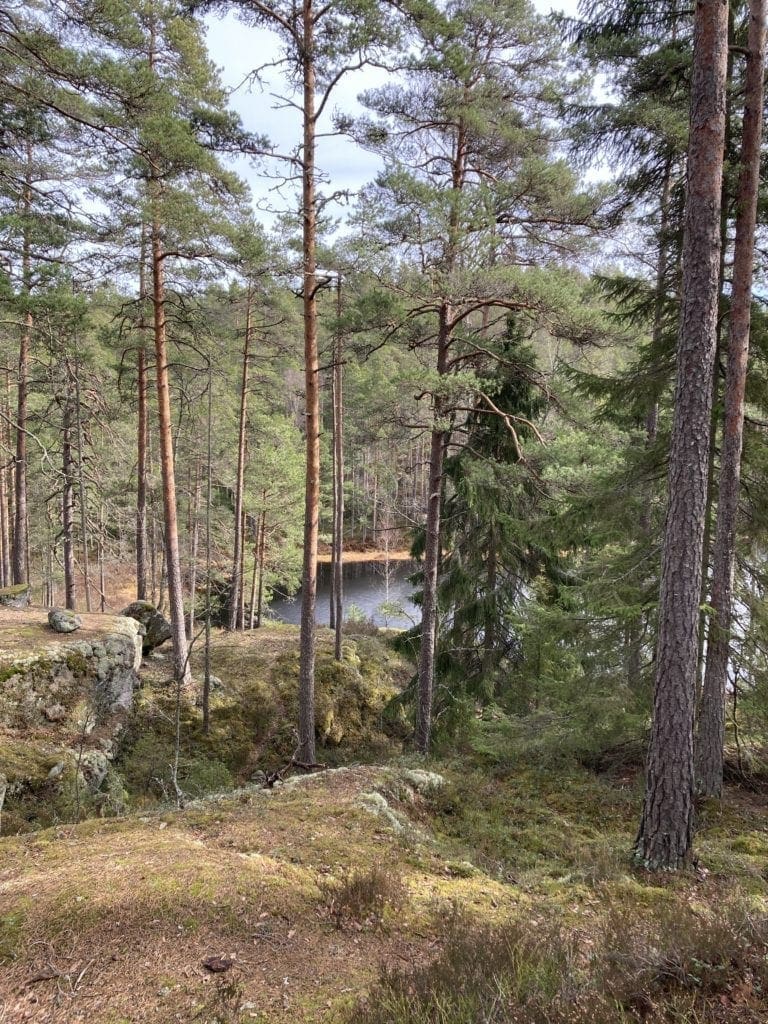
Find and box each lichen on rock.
[0,609,144,832]
[120,601,171,655]
[48,608,82,633]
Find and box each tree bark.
[416,306,451,753]
[298,0,320,764]
[415,108,466,753]
[635,0,729,870]
[188,456,200,639]
[256,502,266,629]
[203,359,213,734]
[150,215,191,685]
[332,274,344,660]
[629,159,673,689]
[98,501,106,612]
[696,0,766,798]
[73,356,92,612]
[229,284,252,630]
[1,373,11,588]
[62,400,76,611]
[136,226,149,601]
[13,148,33,586]
[249,522,259,630]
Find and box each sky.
[202,0,583,228]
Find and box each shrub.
[318,864,407,930]
[348,900,768,1023]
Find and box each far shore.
[316,548,412,564]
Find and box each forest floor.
[2,629,768,1023]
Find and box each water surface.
[269,559,420,628]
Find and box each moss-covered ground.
[2,627,768,1022]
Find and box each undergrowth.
[318,864,408,930]
[349,900,768,1023]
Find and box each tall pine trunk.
[62,400,76,611]
[696,0,766,798]
[203,359,213,734]
[416,307,450,753]
[331,274,344,660]
[229,285,252,630]
[256,503,266,629]
[298,0,320,764]
[634,0,729,870]
[188,457,200,639]
[416,113,466,753]
[136,228,149,601]
[150,214,191,685]
[13,146,33,586]
[73,356,92,612]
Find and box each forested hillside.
[2,0,768,1021]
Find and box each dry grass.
[0,606,133,664]
[0,766,512,1023]
[3,704,768,1024]
[351,900,768,1024]
[318,864,409,930]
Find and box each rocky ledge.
[0,609,143,832]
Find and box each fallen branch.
[264,743,327,787]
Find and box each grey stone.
[47,762,66,781]
[43,703,66,723]
[121,601,172,654]
[0,584,31,609]
[48,608,82,633]
[79,750,109,792]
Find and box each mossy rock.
[121,601,171,654]
[0,584,31,609]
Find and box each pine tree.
[696,0,767,798]
[634,0,729,871]
[191,0,402,762]
[354,0,599,751]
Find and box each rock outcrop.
[0,584,31,609]
[121,601,171,655]
[0,609,143,832]
[48,608,82,633]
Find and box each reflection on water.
[268,559,420,628]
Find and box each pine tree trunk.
[229,285,252,630]
[256,503,266,629]
[203,359,213,734]
[696,0,766,798]
[298,0,320,764]
[73,356,92,612]
[635,0,729,870]
[249,523,259,630]
[98,502,106,612]
[629,160,672,688]
[188,457,200,639]
[136,228,149,602]
[239,508,246,630]
[415,112,466,753]
[416,307,451,753]
[150,216,191,686]
[332,274,344,661]
[62,401,77,611]
[13,267,32,584]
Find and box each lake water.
[268,559,420,628]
